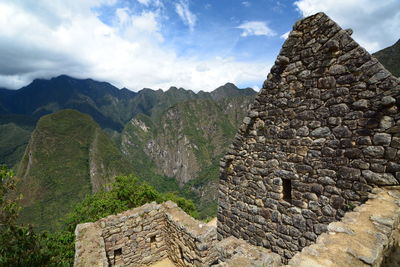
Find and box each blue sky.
[0,0,399,91]
[93,0,299,61]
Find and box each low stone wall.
[286,187,400,267]
[164,205,218,266]
[74,201,281,267]
[99,202,167,266]
[75,202,168,266]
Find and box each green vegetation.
[0,166,49,266]
[17,110,133,230]
[121,113,182,193]
[121,97,252,219]
[181,162,220,220]
[0,77,257,232]
[64,174,197,230]
[0,122,32,168]
[373,39,400,77]
[1,166,196,266]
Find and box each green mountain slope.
[373,39,400,77]
[0,76,257,221]
[0,121,34,168]
[16,109,132,230]
[121,95,254,218]
[0,76,256,169]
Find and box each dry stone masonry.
[74,189,400,266]
[75,12,400,266]
[217,12,400,261]
[74,201,280,266]
[286,187,400,267]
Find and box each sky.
[0,0,399,91]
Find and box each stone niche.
[217,12,400,261]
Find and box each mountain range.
[0,39,398,229]
[0,75,256,228]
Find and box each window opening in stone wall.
[282,178,292,203]
[150,235,156,243]
[114,248,122,265]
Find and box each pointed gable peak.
[260,12,398,97]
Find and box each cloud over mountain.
[0,0,268,91]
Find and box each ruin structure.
[74,12,400,266]
[74,201,281,266]
[217,11,400,261]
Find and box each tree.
[0,171,198,266]
[0,166,49,266]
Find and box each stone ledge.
[165,205,216,240]
[213,236,282,267]
[286,187,400,267]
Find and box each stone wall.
[74,201,281,266]
[286,187,400,267]
[164,206,218,266]
[75,202,168,266]
[74,222,108,267]
[218,12,400,261]
[75,11,400,267]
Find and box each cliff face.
[16,109,131,230]
[121,96,254,218]
[122,97,253,186]
[0,77,257,220]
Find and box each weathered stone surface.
[74,223,108,267]
[381,96,396,106]
[310,127,331,137]
[288,188,400,267]
[380,116,394,129]
[363,146,385,158]
[353,99,369,109]
[362,170,399,185]
[75,11,400,267]
[75,201,282,267]
[214,236,281,267]
[373,133,392,146]
[218,11,400,264]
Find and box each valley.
[0,39,398,229]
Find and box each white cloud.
[137,0,162,7]
[280,31,290,40]
[237,21,276,37]
[294,0,400,52]
[174,0,197,31]
[242,1,251,7]
[0,1,270,91]
[137,0,151,6]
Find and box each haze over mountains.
[0,39,398,229]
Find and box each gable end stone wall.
[217,12,400,261]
